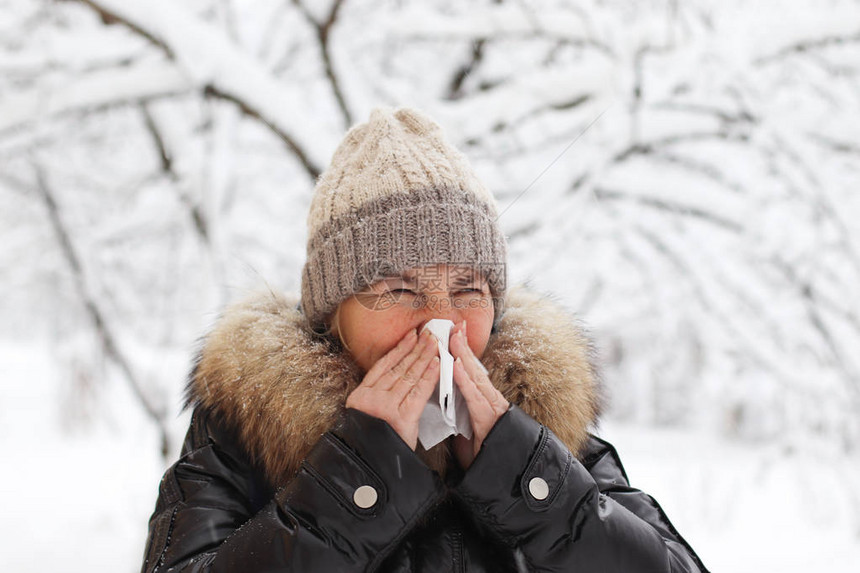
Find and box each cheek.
[467,331,491,359]
[464,311,494,359]
[351,314,417,371]
[372,331,407,363]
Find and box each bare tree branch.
[652,151,747,195]
[809,132,860,156]
[447,39,486,101]
[33,165,171,459]
[292,0,352,128]
[383,4,603,47]
[0,62,190,134]
[140,104,210,243]
[755,30,860,65]
[770,257,860,398]
[5,0,855,453]
[611,131,748,164]
[203,85,320,178]
[594,186,744,232]
[650,101,757,128]
[764,132,860,279]
[257,1,296,61]
[76,0,323,179]
[567,128,750,199]
[633,225,810,391]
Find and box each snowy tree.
[1,0,859,460]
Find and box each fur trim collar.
[188,288,601,488]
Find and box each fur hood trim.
[188,288,601,488]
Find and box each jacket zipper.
[451,528,464,573]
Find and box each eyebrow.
[452,275,480,287]
[395,273,484,286]
[382,269,486,287]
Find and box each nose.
[418,292,461,324]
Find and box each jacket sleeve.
[142,407,444,573]
[454,405,709,573]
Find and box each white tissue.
[417,319,473,449]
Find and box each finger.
[450,320,470,352]
[391,333,440,399]
[378,328,436,391]
[458,353,508,416]
[400,356,440,414]
[401,334,441,390]
[448,326,471,361]
[363,329,418,387]
[450,319,465,339]
[381,326,435,390]
[454,358,492,420]
[453,358,507,442]
[450,329,490,388]
[453,356,490,410]
[461,353,507,407]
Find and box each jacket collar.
[189,287,601,487]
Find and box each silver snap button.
[353,485,378,509]
[528,477,549,500]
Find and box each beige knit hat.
[300,107,507,327]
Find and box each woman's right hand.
[345,328,440,450]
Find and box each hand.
[345,328,440,450]
[449,320,509,469]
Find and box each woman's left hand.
[449,320,509,469]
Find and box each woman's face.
[332,264,495,373]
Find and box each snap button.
[353,485,378,509]
[528,477,549,501]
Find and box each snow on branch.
[33,165,171,459]
[594,186,744,233]
[292,0,353,128]
[439,58,611,142]
[2,0,857,454]
[755,30,860,66]
[0,61,189,134]
[382,3,594,44]
[77,0,325,179]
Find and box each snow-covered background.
[1,0,859,571]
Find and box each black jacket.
[142,290,708,572]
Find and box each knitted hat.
[300,107,507,327]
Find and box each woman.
[142,108,708,572]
